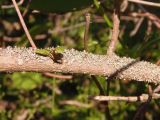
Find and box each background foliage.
[0,0,160,119]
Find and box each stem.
[11,0,36,48]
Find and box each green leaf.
[35,49,51,56]
[30,0,93,13]
[11,72,43,90]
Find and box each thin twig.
[84,13,91,51]
[59,100,92,108]
[3,34,47,42]
[22,0,32,17]
[128,0,160,8]
[130,17,144,37]
[130,12,160,29]
[91,93,160,102]
[43,72,72,80]
[146,20,152,36]
[11,0,36,48]
[107,0,120,55]
[154,85,160,93]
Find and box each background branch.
[91,93,160,102]
[11,0,36,48]
[128,0,160,8]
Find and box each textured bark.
[0,47,160,84]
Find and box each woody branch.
[0,47,160,84]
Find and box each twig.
[91,93,160,102]
[0,47,160,84]
[22,0,31,17]
[146,20,152,36]
[3,34,47,42]
[154,85,160,93]
[130,12,160,29]
[59,100,92,108]
[84,13,91,51]
[128,0,160,8]
[107,0,120,55]
[11,0,36,48]
[130,17,144,36]
[3,36,20,42]
[43,72,72,80]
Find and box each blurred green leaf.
[11,72,43,90]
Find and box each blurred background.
[0,0,160,119]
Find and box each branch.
[91,93,160,102]
[0,47,160,84]
[43,72,72,80]
[59,100,92,108]
[128,0,160,8]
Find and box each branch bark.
[0,47,160,84]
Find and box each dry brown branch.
[0,47,160,84]
[11,0,36,48]
[128,0,160,8]
[91,93,160,102]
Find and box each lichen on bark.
[0,47,160,84]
